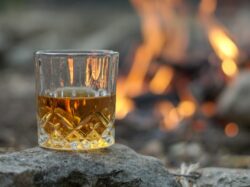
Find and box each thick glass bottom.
[39,136,115,151]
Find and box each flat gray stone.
[196,167,250,187]
[0,144,178,187]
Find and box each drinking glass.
[34,50,119,150]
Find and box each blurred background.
[1,0,250,168]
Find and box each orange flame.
[199,0,239,78]
[157,101,174,116]
[163,108,181,130]
[117,0,189,120]
[125,0,166,97]
[116,0,172,118]
[125,46,154,97]
[116,79,134,119]
[155,77,198,130]
[156,99,196,131]
[149,66,174,94]
[177,100,196,118]
[221,59,238,77]
[208,26,239,77]
[176,80,197,119]
[225,122,239,138]
[67,57,74,85]
[157,101,182,131]
[208,27,239,61]
[199,0,217,16]
[126,0,187,97]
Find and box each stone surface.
[217,71,250,124]
[0,144,178,187]
[196,167,250,187]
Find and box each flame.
[163,108,181,130]
[208,27,239,77]
[149,66,174,94]
[208,27,239,60]
[125,0,165,97]
[116,95,134,119]
[156,101,182,131]
[177,100,196,118]
[199,0,217,16]
[221,59,238,77]
[199,0,240,78]
[126,0,186,97]
[225,122,239,138]
[175,80,198,119]
[67,57,74,85]
[125,46,154,97]
[125,0,164,97]
[131,0,165,55]
[159,0,188,62]
[157,101,174,116]
[156,101,186,130]
[116,79,134,119]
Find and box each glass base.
[39,137,115,151]
[39,141,115,151]
[38,126,115,151]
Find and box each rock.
[140,140,165,157]
[168,142,206,164]
[196,168,250,187]
[217,71,250,125]
[0,144,178,187]
[139,140,167,164]
[5,32,63,66]
[217,155,250,168]
[73,15,139,50]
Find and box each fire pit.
[114,0,250,168]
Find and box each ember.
[225,123,239,138]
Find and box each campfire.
[116,0,244,140]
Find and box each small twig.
[172,163,201,187]
[170,172,201,180]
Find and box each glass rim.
[35,49,119,56]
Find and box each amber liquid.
[37,87,115,150]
